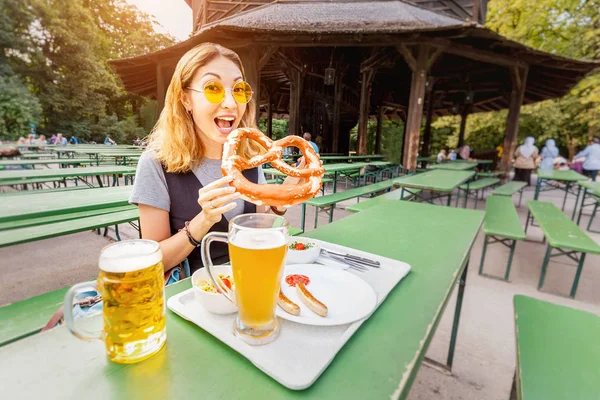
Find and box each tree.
[0,75,42,139]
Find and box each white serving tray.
[167,239,411,390]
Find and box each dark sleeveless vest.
[163,167,258,273]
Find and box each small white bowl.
[191,266,238,315]
[286,238,321,264]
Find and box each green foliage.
[349,119,404,163]
[1,0,175,143]
[0,75,42,139]
[258,118,290,140]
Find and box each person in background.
[456,145,472,161]
[553,155,569,171]
[448,148,457,161]
[104,135,116,145]
[69,136,79,144]
[303,132,319,154]
[575,137,600,181]
[539,139,559,170]
[513,136,538,186]
[436,149,448,163]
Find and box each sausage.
[277,290,300,316]
[296,282,328,317]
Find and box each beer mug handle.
[200,232,235,304]
[64,281,103,341]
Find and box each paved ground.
[1,173,598,399]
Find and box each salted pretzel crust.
[221,128,325,207]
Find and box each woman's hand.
[197,175,240,225]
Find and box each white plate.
[276,264,377,326]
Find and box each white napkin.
[313,255,349,270]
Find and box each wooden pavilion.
[110,0,598,173]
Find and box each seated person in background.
[448,148,458,161]
[104,135,116,145]
[553,156,569,171]
[303,132,319,154]
[436,149,448,163]
[456,145,473,161]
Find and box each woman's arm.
[139,175,239,270]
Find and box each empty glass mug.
[201,214,288,345]
[64,239,167,364]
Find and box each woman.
[513,136,538,186]
[539,139,559,170]
[575,137,600,181]
[129,43,300,274]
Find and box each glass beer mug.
[64,240,167,364]
[201,214,288,345]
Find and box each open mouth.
[215,116,235,135]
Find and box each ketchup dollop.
[285,274,310,287]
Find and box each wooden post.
[156,63,166,117]
[401,45,429,171]
[266,89,273,138]
[288,69,302,136]
[357,69,375,155]
[500,66,529,178]
[375,105,384,154]
[458,107,468,147]
[332,69,345,152]
[421,90,435,158]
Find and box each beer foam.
[230,229,286,250]
[99,240,163,273]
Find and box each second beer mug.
[201,214,288,345]
[64,240,167,364]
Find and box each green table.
[576,181,600,232]
[1,186,132,224]
[534,169,588,219]
[513,295,600,400]
[263,162,370,193]
[98,152,142,166]
[433,162,478,171]
[0,158,97,168]
[0,201,484,399]
[0,166,136,188]
[319,154,384,163]
[394,169,475,206]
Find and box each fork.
[320,248,380,268]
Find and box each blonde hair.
[147,43,263,173]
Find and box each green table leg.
[447,260,469,369]
[561,182,570,211]
[570,252,586,299]
[588,202,599,233]
[447,192,452,206]
[505,239,517,281]
[576,188,588,225]
[333,172,338,193]
[314,205,319,229]
[538,244,553,290]
[571,184,581,220]
[300,203,307,231]
[478,236,489,275]
[534,177,542,200]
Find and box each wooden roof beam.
[427,39,528,68]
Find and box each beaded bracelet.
[182,220,201,247]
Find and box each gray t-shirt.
[129,151,267,221]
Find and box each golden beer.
[229,231,287,328]
[201,214,288,345]
[65,240,166,364]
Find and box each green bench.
[575,181,600,233]
[512,295,600,400]
[0,286,70,347]
[0,177,68,190]
[0,207,140,247]
[0,185,91,197]
[525,200,600,298]
[476,171,503,178]
[492,181,527,207]
[479,196,526,281]
[300,179,397,230]
[455,177,500,209]
[345,188,421,213]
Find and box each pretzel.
[221,128,325,207]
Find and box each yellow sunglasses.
[187,80,253,105]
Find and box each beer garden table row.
[0,200,484,399]
[395,169,476,206]
[0,166,136,188]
